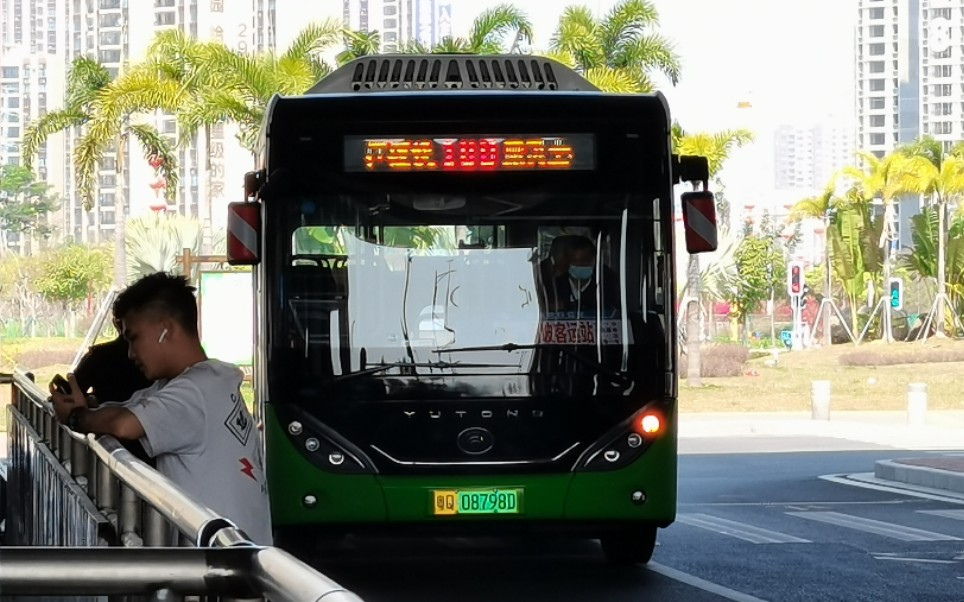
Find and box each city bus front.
[232,56,714,564]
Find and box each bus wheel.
[600,526,658,565]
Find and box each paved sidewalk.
[679,410,964,450]
[680,410,964,495]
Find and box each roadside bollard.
[811,380,831,421]
[907,382,928,427]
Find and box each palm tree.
[673,128,753,386]
[897,137,964,336]
[72,66,182,288]
[790,181,839,346]
[143,21,342,154]
[790,179,883,340]
[840,151,915,341]
[21,57,111,237]
[22,56,179,286]
[549,0,681,93]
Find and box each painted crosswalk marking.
[677,513,811,544]
[788,511,962,541]
[919,509,964,522]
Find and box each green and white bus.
[228,55,717,564]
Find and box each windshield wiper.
[332,360,518,383]
[431,343,631,386]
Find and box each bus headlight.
[573,405,666,472]
[278,408,377,475]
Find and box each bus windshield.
[270,190,669,406]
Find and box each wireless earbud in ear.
[158,328,169,344]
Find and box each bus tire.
[600,526,658,565]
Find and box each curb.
[875,459,964,495]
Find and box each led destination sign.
[344,134,595,173]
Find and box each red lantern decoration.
[148,154,164,170]
[149,178,167,198]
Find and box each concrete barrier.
[811,380,831,421]
[907,382,928,427]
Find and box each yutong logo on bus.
[402,409,546,419]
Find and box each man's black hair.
[113,272,199,337]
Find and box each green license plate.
[431,488,523,516]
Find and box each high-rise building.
[342,0,451,51]
[774,119,855,191]
[813,119,856,189]
[0,0,67,254]
[774,126,816,190]
[855,0,921,158]
[853,0,964,249]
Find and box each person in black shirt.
[67,319,155,465]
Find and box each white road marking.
[677,513,811,544]
[788,511,962,541]
[820,473,964,505]
[919,509,964,521]
[648,562,771,602]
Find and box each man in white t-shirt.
[49,272,272,545]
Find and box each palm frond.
[601,0,659,60]
[280,20,342,64]
[207,45,278,105]
[551,20,603,71]
[21,109,88,169]
[337,29,382,65]
[100,68,186,115]
[275,55,320,94]
[467,4,534,52]
[73,133,106,211]
[676,129,753,178]
[65,57,112,110]
[583,66,638,93]
[536,50,577,69]
[618,33,681,85]
[432,36,471,53]
[789,183,836,222]
[127,123,180,203]
[401,40,432,54]
[551,6,599,49]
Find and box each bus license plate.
[432,488,523,516]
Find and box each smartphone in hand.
[51,374,72,396]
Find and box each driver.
[561,236,616,314]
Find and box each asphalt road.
[309,437,964,602]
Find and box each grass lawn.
[1,337,83,432]
[3,336,964,432]
[681,338,964,412]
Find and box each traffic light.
[787,261,804,297]
[888,277,903,310]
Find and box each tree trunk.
[936,199,947,337]
[202,124,213,253]
[113,132,128,288]
[882,232,893,343]
[685,254,702,387]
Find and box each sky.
[450,0,858,131]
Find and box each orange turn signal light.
[639,414,662,434]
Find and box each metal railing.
[1,371,364,602]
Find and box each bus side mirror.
[227,201,262,265]
[680,190,718,254]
